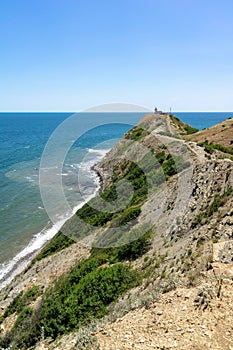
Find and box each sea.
[0,111,233,288]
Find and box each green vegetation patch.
[33,232,75,263]
[33,140,189,261]
[0,257,139,349]
[169,114,199,135]
[0,285,40,324]
[40,264,138,337]
[162,153,190,179]
[33,159,149,262]
[183,125,199,135]
[125,126,149,141]
[91,227,153,262]
[75,160,148,226]
[110,206,141,227]
[198,140,233,155]
[0,228,153,349]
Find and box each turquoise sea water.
[174,112,233,130]
[0,112,145,285]
[0,111,232,286]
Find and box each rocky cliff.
[0,113,232,350]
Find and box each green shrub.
[23,285,40,300]
[77,160,148,226]
[1,291,24,319]
[111,206,141,227]
[169,114,199,134]
[183,125,199,134]
[34,232,75,262]
[77,202,114,226]
[198,140,233,155]
[1,259,139,349]
[0,286,41,323]
[0,307,34,349]
[100,184,118,202]
[125,127,148,141]
[162,154,177,177]
[156,151,166,164]
[91,228,153,263]
[40,264,138,338]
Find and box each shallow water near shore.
[0,112,145,286]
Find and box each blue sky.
[0,0,233,111]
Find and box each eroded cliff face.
[97,113,233,263]
[0,114,232,350]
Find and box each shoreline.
[0,153,107,291]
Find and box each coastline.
[1,114,233,350]
[91,163,105,191]
[1,113,232,292]
[0,152,107,291]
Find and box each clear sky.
[0,0,233,111]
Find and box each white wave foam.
[0,220,64,289]
[0,148,107,290]
[0,187,99,290]
[88,148,110,156]
[25,176,35,182]
[77,148,109,174]
[69,164,77,169]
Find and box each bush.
[0,286,40,322]
[1,291,23,320]
[169,114,199,134]
[125,127,148,141]
[1,258,139,349]
[77,160,148,225]
[111,206,141,227]
[183,125,199,134]
[34,232,75,262]
[0,307,34,349]
[33,145,187,261]
[91,227,153,262]
[162,154,177,178]
[40,264,138,338]
[77,202,114,226]
[156,151,166,164]
[198,140,233,155]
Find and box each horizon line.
[0,110,233,113]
